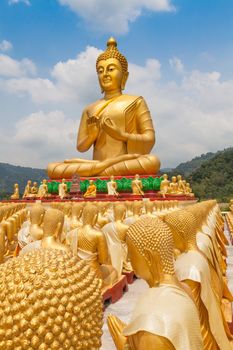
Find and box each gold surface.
[0,249,103,349]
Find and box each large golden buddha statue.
[47,38,160,179]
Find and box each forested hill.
[0,163,47,197]
[172,151,217,176]
[0,147,232,201]
[188,148,233,202]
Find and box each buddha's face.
[97,58,125,92]
[127,238,153,285]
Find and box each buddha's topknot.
[96,37,128,73]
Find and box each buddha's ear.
[39,213,44,226]
[121,71,129,90]
[54,222,62,240]
[144,249,164,286]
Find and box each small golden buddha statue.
[23,180,32,198]
[143,200,156,217]
[0,249,103,349]
[96,202,110,228]
[37,179,49,198]
[164,209,233,350]
[124,200,143,225]
[10,183,19,200]
[108,216,203,350]
[66,203,84,253]
[58,178,68,199]
[229,199,233,212]
[168,176,180,195]
[30,181,38,197]
[47,37,160,179]
[131,174,144,195]
[39,208,69,252]
[107,175,119,196]
[159,173,170,198]
[29,204,45,241]
[185,182,194,197]
[70,202,84,229]
[77,204,118,289]
[102,204,132,276]
[83,179,97,198]
[177,174,186,193]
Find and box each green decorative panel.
[48,176,162,194]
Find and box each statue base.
[102,275,128,307]
[123,271,136,284]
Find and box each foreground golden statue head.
[0,249,103,349]
[126,216,175,287]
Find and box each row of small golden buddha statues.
[0,198,232,349]
[11,173,194,200]
[10,179,50,200]
[159,173,194,197]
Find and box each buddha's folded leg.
[47,154,141,179]
[99,154,161,176]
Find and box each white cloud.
[58,0,175,34]
[169,57,184,74]
[0,111,78,168]
[0,55,36,77]
[0,40,13,52]
[3,46,100,103]
[1,46,233,170]
[8,0,30,5]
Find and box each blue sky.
[0,0,233,169]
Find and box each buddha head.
[71,203,84,219]
[0,249,103,349]
[164,209,198,252]
[96,37,129,93]
[145,200,154,214]
[30,204,45,226]
[126,216,175,287]
[162,173,168,180]
[114,204,126,221]
[110,175,115,181]
[132,200,143,216]
[171,176,177,183]
[82,204,98,226]
[43,208,64,241]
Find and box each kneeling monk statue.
[47,37,160,179]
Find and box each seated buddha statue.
[107,175,119,196]
[37,179,49,198]
[168,176,182,195]
[77,204,118,290]
[29,181,38,197]
[159,173,170,198]
[83,180,97,198]
[23,180,32,198]
[58,178,68,199]
[164,209,233,350]
[108,216,203,350]
[102,204,132,277]
[131,174,144,195]
[47,37,160,179]
[10,183,19,200]
[177,174,186,194]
